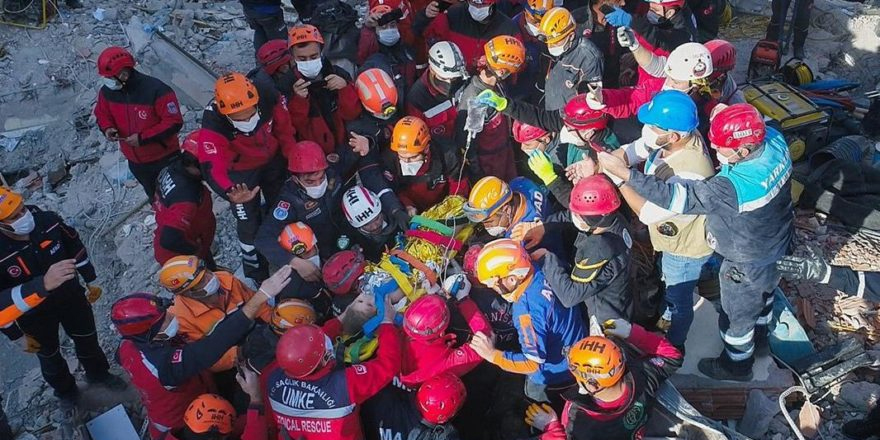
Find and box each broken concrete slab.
[738,389,781,438]
[835,382,880,412]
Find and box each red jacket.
[600,80,662,120]
[198,89,296,194]
[157,405,268,440]
[381,140,469,212]
[400,298,490,388]
[405,73,459,141]
[94,70,183,164]
[265,323,402,440]
[288,64,362,155]
[152,161,215,265]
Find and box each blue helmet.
[636,90,698,132]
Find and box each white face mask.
[230,111,260,133]
[571,212,592,232]
[102,77,123,90]
[716,151,731,165]
[307,254,321,269]
[377,27,401,46]
[297,58,323,79]
[399,160,424,176]
[160,316,180,338]
[202,275,221,297]
[486,226,507,237]
[6,210,35,235]
[468,4,491,21]
[641,125,669,150]
[304,178,329,199]
[525,21,541,37]
[560,126,586,147]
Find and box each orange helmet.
[288,25,324,47]
[464,176,512,223]
[356,68,399,118]
[475,238,532,298]
[158,255,207,293]
[524,0,553,25]
[0,188,23,221]
[370,4,394,15]
[214,73,259,115]
[568,336,626,389]
[271,298,317,334]
[278,222,318,256]
[390,116,430,155]
[484,36,526,78]
[183,394,235,434]
[539,7,576,46]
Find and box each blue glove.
[605,7,632,28]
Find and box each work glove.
[603,318,633,339]
[392,208,412,232]
[476,89,508,112]
[776,246,831,283]
[585,83,606,110]
[86,284,103,303]
[527,150,558,186]
[19,334,41,353]
[525,403,558,431]
[443,274,471,301]
[616,26,639,50]
[605,7,632,27]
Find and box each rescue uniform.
[94,70,183,198]
[288,61,363,155]
[358,32,420,105]
[413,2,522,75]
[828,267,880,300]
[624,127,794,373]
[543,26,605,112]
[0,207,111,398]
[630,6,697,89]
[169,271,272,372]
[158,403,268,440]
[117,309,256,438]
[406,72,462,143]
[264,323,402,440]
[558,324,683,439]
[361,381,422,440]
[239,0,287,53]
[199,80,296,281]
[455,75,518,181]
[381,138,469,212]
[510,12,550,103]
[504,177,551,240]
[572,6,625,89]
[688,0,727,42]
[152,160,216,266]
[469,286,520,352]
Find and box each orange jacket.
[169,272,272,372]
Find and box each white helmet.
[428,41,467,80]
[664,42,713,82]
[342,185,382,228]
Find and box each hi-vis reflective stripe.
[720,328,754,346]
[270,398,355,419]
[75,258,90,268]
[422,99,453,119]
[857,271,866,298]
[10,286,32,313]
[668,183,687,214]
[725,346,754,361]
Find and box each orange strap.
[389,250,438,285]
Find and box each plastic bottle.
[465,98,487,135]
[656,306,673,332]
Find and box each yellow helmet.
[475,238,532,296]
[464,176,512,223]
[271,298,317,334]
[158,255,207,293]
[0,188,23,221]
[524,0,554,25]
[568,336,626,389]
[539,7,576,46]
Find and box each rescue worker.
[455,36,527,181]
[158,255,273,373]
[152,130,216,267]
[509,0,553,102]
[407,373,468,440]
[767,0,810,59]
[238,0,286,53]
[413,0,522,74]
[322,249,368,316]
[199,72,296,282]
[406,41,467,142]
[0,188,124,405]
[464,176,548,239]
[596,103,794,381]
[161,392,268,440]
[400,282,491,387]
[250,39,296,100]
[572,0,628,89]
[111,266,290,438]
[526,320,683,439]
[512,120,552,156]
[240,298,316,373]
[689,0,728,42]
[342,185,402,260]
[264,297,400,440]
[519,166,633,322]
[272,222,334,318]
[358,4,420,94]
[469,238,586,411]
[382,116,469,214]
[537,7,604,111]
[777,251,880,301]
[288,25,363,154]
[702,40,745,115]
[348,68,402,156]
[94,46,184,199]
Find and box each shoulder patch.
[326,153,339,164]
[7,265,21,278]
[203,141,217,155]
[171,349,183,364]
[353,364,368,375]
[273,201,290,220]
[649,357,665,368]
[167,102,179,114]
[304,200,318,211]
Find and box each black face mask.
[429,72,462,96]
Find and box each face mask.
[571,213,593,233]
[548,41,568,57]
[486,226,507,237]
[399,160,424,176]
[230,111,260,133]
[5,210,35,235]
[160,316,180,339]
[429,73,461,96]
[102,77,123,90]
[202,275,220,297]
[560,126,586,147]
[307,254,321,268]
[468,4,491,21]
[297,58,323,79]
[377,27,401,46]
[304,178,329,199]
[525,20,541,37]
[393,297,408,312]
[716,151,731,165]
[641,125,670,150]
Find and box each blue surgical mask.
[377,27,401,46]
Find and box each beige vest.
[644,138,715,258]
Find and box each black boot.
[842,406,880,440]
[698,357,753,382]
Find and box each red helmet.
[705,39,736,76]
[322,250,366,295]
[570,175,620,216]
[462,244,483,281]
[98,46,135,78]
[257,39,292,75]
[276,324,331,378]
[708,103,766,150]
[181,129,204,157]
[416,373,467,424]
[562,95,608,131]
[288,141,329,174]
[403,295,450,341]
[111,293,168,337]
[512,120,548,143]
